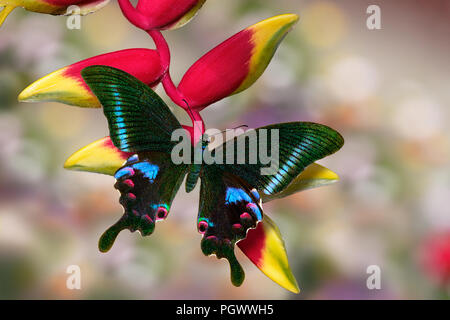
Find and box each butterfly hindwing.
[212,122,344,198]
[198,167,263,286]
[81,65,182,153]
[99,152,188,252]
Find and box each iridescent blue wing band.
[211,122,344,197]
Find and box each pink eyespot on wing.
[198,220,209,234]
[232,223,243,233]
[240,212,252,221]
[156,207,168,220]
[127,193,136,200]
[122,179,135,188]
[206,235,219,245]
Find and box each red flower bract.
[19,49,164,108]
[118,0,206,31]
[177,14,299,110]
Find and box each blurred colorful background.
[1,0,449,299]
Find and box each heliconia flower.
[0,0,109,28]
[18,49,164,108]
[63,136,339,293]
[177,14,299,110]
[118,0,206,31]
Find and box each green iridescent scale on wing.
[81,65,182,153]
[212,122,344,197]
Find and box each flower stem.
[118,0,205,140]
[117,0,149,30]
[148,30,205,140]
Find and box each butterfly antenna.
[231,125,249,130]
[209,125,249,139]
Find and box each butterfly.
[80,65,344,286]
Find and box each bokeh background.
[1,0,449,299]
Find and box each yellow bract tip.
[262,163,339,203]
[259,215,300,294]
[301,163,339,181]
[169,0,207,30]
[0,5,15,28]
[234,14,300,95]
[18,68,99,108]
[64,137,128,176]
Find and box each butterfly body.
[185,137,208,193]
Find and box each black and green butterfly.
[80,65,344,286]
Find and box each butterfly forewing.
[81,65,182,153]
[212,122,344,198]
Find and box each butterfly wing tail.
[98,218,128,253]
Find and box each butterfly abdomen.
[186,163,201,193]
